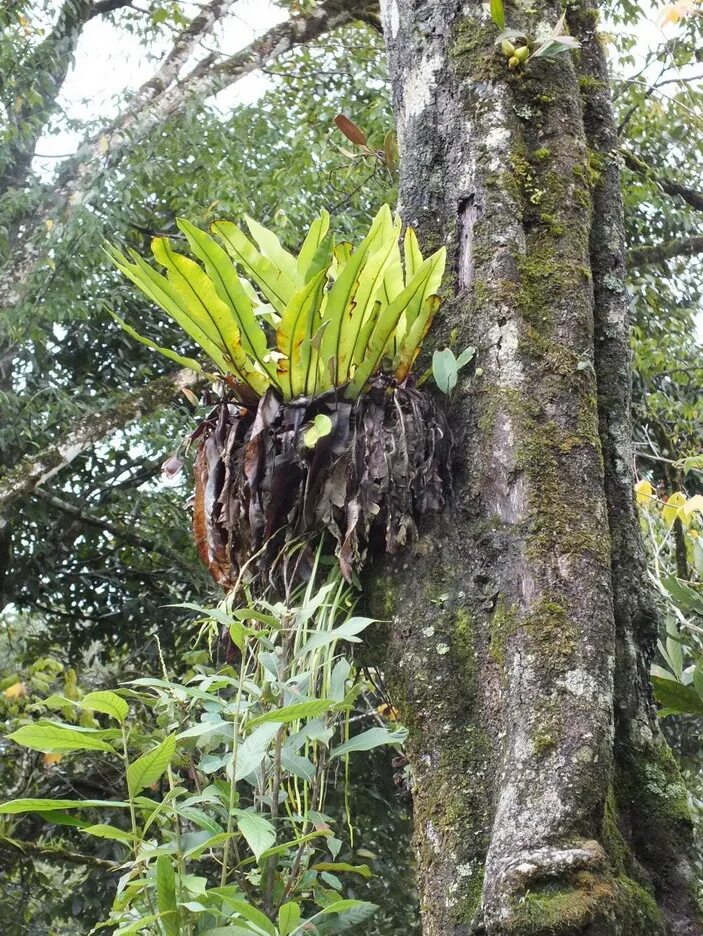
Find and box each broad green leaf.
[127,734,176,796]
[338,216,401,383]
[321,205,391,386]
[531,35,580,59]
[8,724,115,754]
[108,310,203,372]
[234,723,280,781]
[296,899,378,933]
[297,210,330,280]
[0,798,129,815]
[213,220,296,314]
[275,270,328,399]
[235,810,276,862]
[394,294,441,382]
[178,219,276,382]
[79,691,129,724]
[313,861,373,878]
[278,902,302,936]
[81,823,134,843]
[432,347,459,395]
[245,214,299,283]
[157,855,179,936]
[209,896,276,936]
[682,454,703,474]
[152,237,270,394]
[490,0,505,29]
[330,726,408,758]
[294,616,376,659]
[346,248,447,398]
[403,226,424,284]
[105,244,231,375]
[247,699,333,728]
[651,676,703,716]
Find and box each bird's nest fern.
[109,206,452,585]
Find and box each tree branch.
[0,836,118,870]
[116,0,238,123]
[623,149,703,213]
[33,489,192,568]
[627,235,703,268]
[0,369,199,521]
[0,0,373,311]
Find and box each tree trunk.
[373,1,703,933]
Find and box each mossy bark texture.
[375,0,702,934]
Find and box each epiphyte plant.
[106,204,446,405]
[489,0,580,70]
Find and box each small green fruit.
[515,45,530,62]
[508,55,520,69]
[501,40,516,56]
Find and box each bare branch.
[118,0,238,121]
[0,369,199,520]
[623,149,703,214]
[627,235,703,268]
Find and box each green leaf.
[346,248,447,398]
[126,734,176,796]
[247,699,333,728]
[178,218,277,383]
[294,616,376,659]
[651,676,703,716]
[321,205,391,387]
[330,727,408,758]
[234,724,280,781]
[490,0,505,29]
[0,798,129,815]
[245,214,299,283]
[234,810,276,862]
[108,309,203,372]
[8,724,115,754]
[276,270,328,399]
[297,210,330,280]
[213,220,296,315]
[209,895,276,936]
[157,855,179,936]
[81,823,134,843]
[393,294,441,382]
[152,237,270,395]
[278,902,302,936]
[531,35,580,59]
[681,454,703,474]
[313,862,373,878]
[432,347,459,395]
[105,244,231,375]
[303,413,333,448]
[79,691,129,724]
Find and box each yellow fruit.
[508,55,520,69]
[501,40,516,56]
[515,46,530,62]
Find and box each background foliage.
[0,0,702,932]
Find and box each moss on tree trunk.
[374,0,703,932]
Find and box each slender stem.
[220,640,249,887]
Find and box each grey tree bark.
[372,1,703,933]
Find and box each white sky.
[34,0,287,176]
